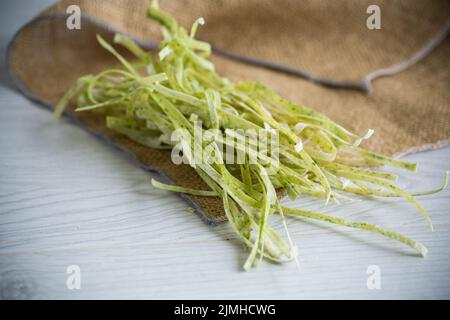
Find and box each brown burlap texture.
[7,0,450,223]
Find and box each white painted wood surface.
[0,1,449,299]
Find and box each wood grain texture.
[1,83,449,299]
[0,0,449,300]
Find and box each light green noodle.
[54,0,446,270]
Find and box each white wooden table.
[0,0,449,300]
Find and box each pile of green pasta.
[55,0,447,270]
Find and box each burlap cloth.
[7,0,450,223]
